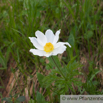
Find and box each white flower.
[29,29,71,57]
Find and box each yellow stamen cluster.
[44,42,54,53]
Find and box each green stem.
[51,56,67,80]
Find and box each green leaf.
[0,51,7,69]
[68,33,75,47]
[45,64,51,70]
[90,69,101,81]
[5,42,15,61]
[2,97,12,102]
[0,86,4,88]
[37,72,45,87]
[48,56,61,68]
[36,92,47,103]
[0,42,15,70]
[16,96,26,102]
[29,99,35,103]
[66,56,77,68]
[84,30,94,39]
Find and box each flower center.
[44,42,54,53]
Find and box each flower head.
[29,29,71,57]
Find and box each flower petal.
[53,29,61,45]
[45,29,54,43]
[54,42,71,49]
[58,42,71,48]
[30,49,52,57]
[35,30,47,46]
[45,52,53,57]
[52,45,66,55]
[29,37,43,50]
[54,43,61,48]
[30,49,46,56]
